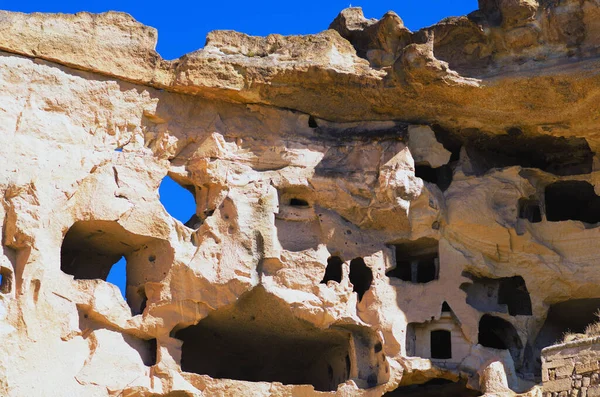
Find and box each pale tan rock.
[0,3,600,397]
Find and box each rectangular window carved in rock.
[387,238,439,284]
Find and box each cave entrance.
[545,181,600,223]
[461,273,532,316]
[349,258,373,302]
[415,163,454,192]
[430,330,452,359]
[174,287,381,391]
[60,220,172,314]
[383,378,481,397]
[387,238,439,284]
[478,315,522,364]
[518,198,542,223]
[523,298,600,377]
[463,132,593,176]
[321,256,343,284]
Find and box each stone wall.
[542,337,600,397]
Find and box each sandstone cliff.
[1,1,599,396]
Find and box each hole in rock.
[442,301,451,312]
[536,298,600,352]
[142,338,158,366]
[518,198,542,223]
[461,273,532,316]
[159,175,197,225]
[174,287,374,392]
[289,198,310,207]
[383,378,481,397]
[430,330,452,359]
[545,181,600,223]
[61,220,173,314]
[349,258,373,302]
[0,267,12,294]
[308,115,318,129]
[321,256,343,284]
[478,314,522,364]
[106,256,127,299]
[415,164,453,192]
[464,132,593,176]
[523,298,600,376]
[387,238,439,284]
[0,267,11,294]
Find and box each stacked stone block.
[542,337,600,397]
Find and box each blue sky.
[4,1,478,60]
[6,1,477,301]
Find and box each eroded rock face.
[0,3,598,396]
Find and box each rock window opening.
[308,115,318,129]
[321,256,343,284]
[478,314,522,364]
[174,287,370,392]
[349,258,373,302]
[289,198,310,207]
[545,181,600,223]
[0,267,11,294]
[498,277,532,316]
[386,238,439,284]
[143,338,158,366]
[430,330,452,359]
[461,273,532,316]
[415,164,453,192]
[159,175,198,227]
[518,198,542,223]
[60,220,172,315]
[106,256,127,300]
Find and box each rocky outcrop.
[0,2,599,396]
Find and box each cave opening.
[60,220,172,314]
[461,273,532,316]
[159,175,198,227]
[386,238,439,284]
[349,258,373,302]
[173,287,378,392]
[545,181,600,223]
[463,132,593,176]
[289,198,310,207]
[522,298,600,377]
[0,267,11,294]
[535,298,600,354]
[430,330,452,359]
[308,115,318,129]
[383,378,481,397]
[321,256,343,284]
[498,277,532,316]
[518,198,542,223]
[478,314,522,364]
[415,164,453,192]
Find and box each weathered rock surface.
[0,2,600,396]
